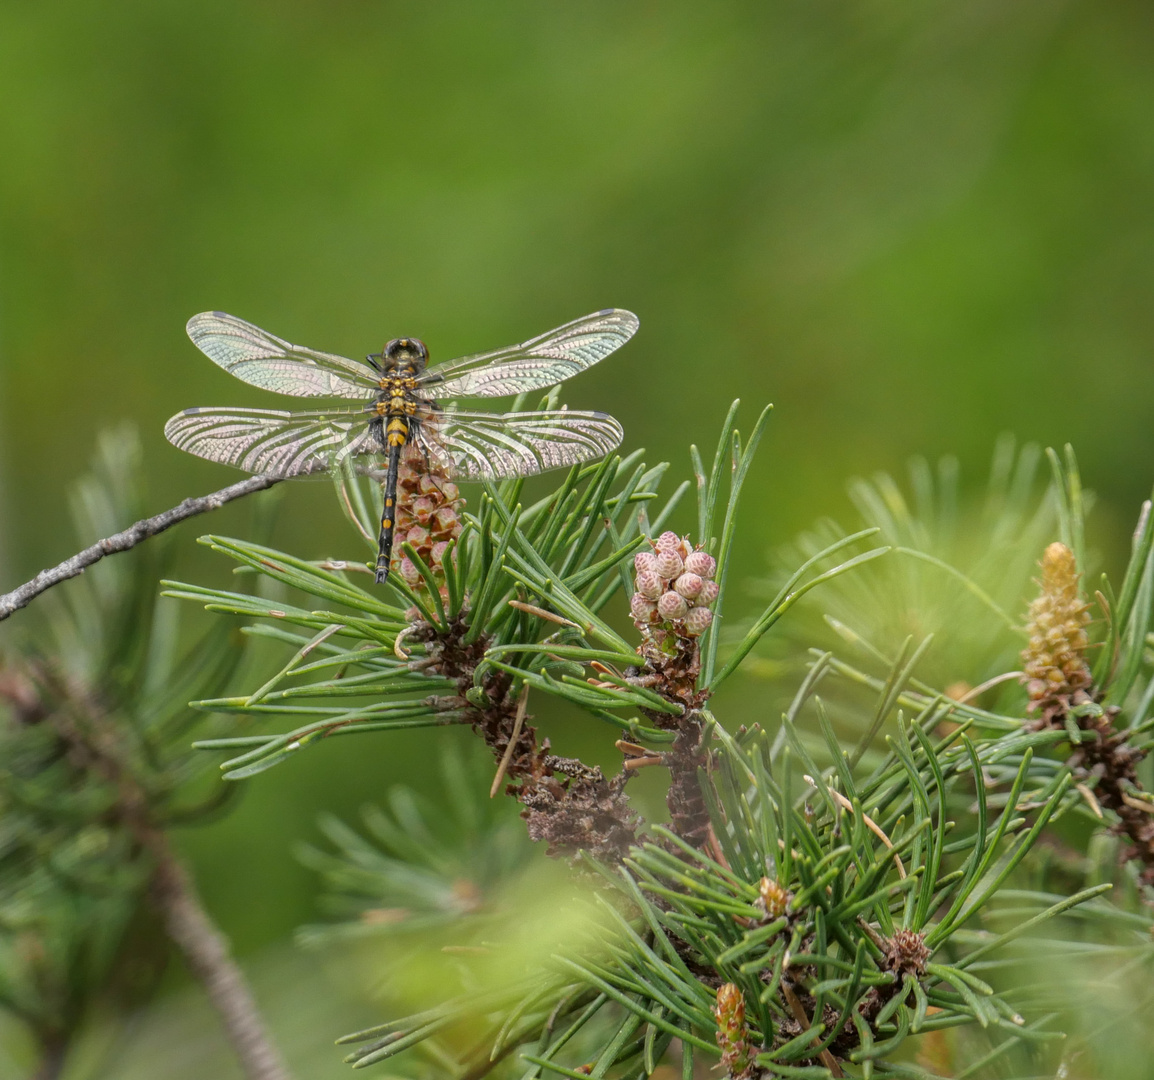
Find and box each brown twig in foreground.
[149,835,293,1080]
[0,475,282,622]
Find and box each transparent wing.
[164,406,377,477]
[412,409,623,481]
[419,309,638,400]
[187,312,378,399]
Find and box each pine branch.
[209,423,1139,1079]
[663,713,711,847]
[0,474,281,621]
[1068,719,1154,884]
[410,614,642,863]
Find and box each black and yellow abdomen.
[385,416,410,448]
[372,375,421,584]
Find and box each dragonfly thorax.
[382,337,429,375]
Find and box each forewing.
[420,309,638,400]
[413,409,623,481]
[187,312,378,399]
[164,407,377,477]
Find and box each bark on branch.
[29,1036,68,1080]
[0,475,281,622]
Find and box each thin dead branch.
[0,474,281,622]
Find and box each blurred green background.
[2,0,1154,1073]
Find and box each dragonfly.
[165,308,636,583]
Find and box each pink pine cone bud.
[684,606,713,636]
[635,570,663,600]
[405,524,430,546]
[410,496,435,522]
[631,593,658,623]
[655,549,685,580]
[658,591,689,620]
[698,579,720,605]
[634,550,658,574]
[430,541,450,565]
[398,557,422,585]
[433,507,459,531]
[674,572,703,600]
[655,530,681,552]
[684,551,716,579]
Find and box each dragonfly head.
[382,337,429,374]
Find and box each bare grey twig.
[0,475,281,622]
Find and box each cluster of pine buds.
[630,532,718,646]
[392,446,464,591]
[1021,541,1093,712]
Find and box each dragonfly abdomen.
[373,393,418,583]
[385,416,410,448]
[376,439,404,585]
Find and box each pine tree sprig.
[151,413,1154,1078]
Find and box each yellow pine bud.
[1021,542,1092,712]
